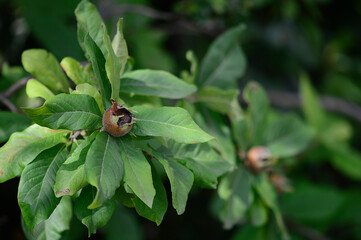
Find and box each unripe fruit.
[102,99,134,137]
[245,146,271,173]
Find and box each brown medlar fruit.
[245,146,272,173]
[102,99,134,137]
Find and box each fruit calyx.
[102,99,134,137]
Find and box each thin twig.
[286,219,331,240]
[0,77,30,114]
[1,77,30,98]
[69,130,82,141]
[0,95,19,113]
[266,90,361,123]
[101,4,178,20]
[99,3,221,36]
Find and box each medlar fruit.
[102,99,134,137]
[245,146,272,173]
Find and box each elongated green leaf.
[60,57,97,86]
[181,50,198,84]
[84,34,112,109]
[197,87,239,115]
[158,141,231,188]
[75,0,106,56]
[118,138,155,208]
[265,114,315,158]
[300,73,326,130]
[328,144,361,180]
[243,81,270,145]
[26,79,55,100]
[112,18,128,62]
[22,49,69,92]
[197,25,246,90]
[104,205,143,240]
[155,152,194,215]
[22,196,72,240]
[195,107,236,165]
[281,181,344,224]
[103,24,121,102]
[85,131,123,208]
[218,167,253,229]
[74,185,116,236]
[72,83,104,114]
[132,106,213,144]
[119,70,197,99]
[249,197,268,226]
[23,94,102,131]
[253,174,289,240]
[132,163,168,225]
[115,184,135,208]
[0,111,32,142]
[54,134,98,197]
[19,145,68,231]
[0,124,68,183]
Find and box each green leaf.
[327,144,361,180]
[0,124,68,183]
[119,70,197,99]
[112,18,129,63]
[104,206,143,240]
[155,153,194,215]
[26,79,55,100]
[18,145,68,231]
[181,50,198,84]
[132,163,168,225]
[195,108,236,165]
[197,87,240,116]
[75,0,107,56]
[243,81,270,145]
[23,94,102,131]
[115,184,135,208]
[231,225,268,240]
[103,24,121,102]
[74,185,116,236]
[249,197,268,227]
[118,138,155,208]
[197,25,246,90]
[72,83,104,114]
[157,141,230,188]
[0,111,32,142]
[22,196,72,240]
[299,73,326,129]
[218,167,253,229]
[60,57,98,86]
[84,34,112,109]
[281,181,344,224]
[85,131,123,208]
[132,106,213,144]
[54,133,98,197]
[22,49,69,92]
[253,174,289,240]
[265,114,315,158]
[21,196,72,240]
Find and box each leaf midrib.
[119,139,150,205]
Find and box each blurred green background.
[1,0,361,239]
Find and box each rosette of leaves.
[177,25,316,239]
[0,1,230,238]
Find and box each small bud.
[269,173,293,193]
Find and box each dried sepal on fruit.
[102,99,134,137]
